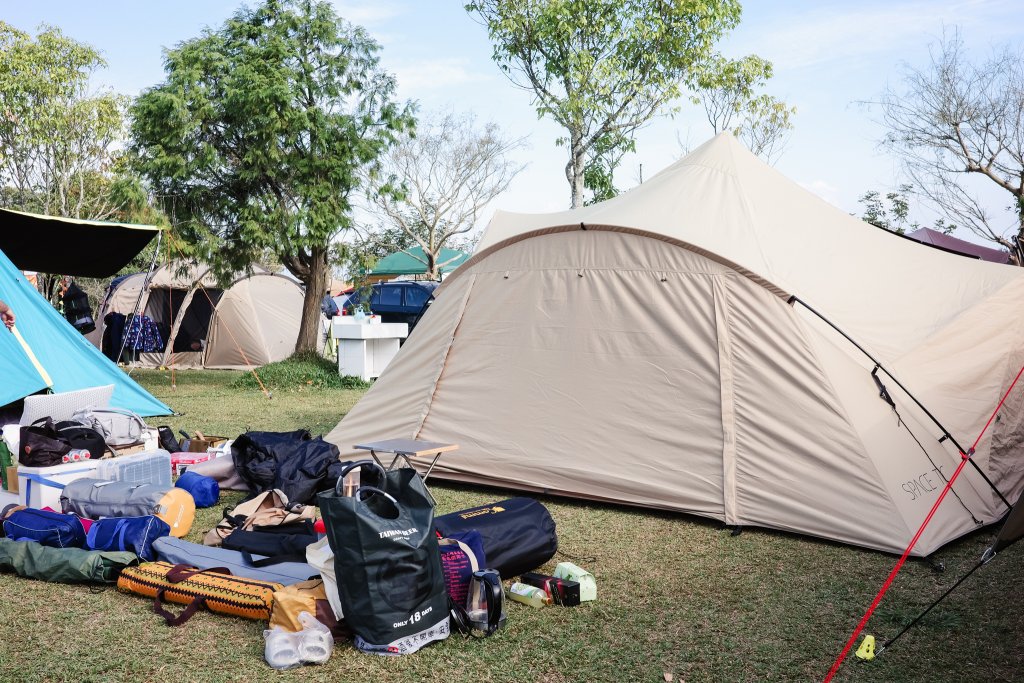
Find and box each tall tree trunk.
[294,245,329,353]
[1015,198,1024,266]
[567,130,587,209]
[426,249,438,279]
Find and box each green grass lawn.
[1,367,1021,682]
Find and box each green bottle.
[507,582,550,608]
[0,440,12,490]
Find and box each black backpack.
[55,421,108,460]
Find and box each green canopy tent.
[367,246,469,280]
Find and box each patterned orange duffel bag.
[118,562,283,625]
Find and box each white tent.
[325,134,1024,556]
[93,262,303,370]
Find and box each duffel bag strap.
[240,550,309,568]
[153,589,206,627]
[152,564,233,626]
[166,563,231,583]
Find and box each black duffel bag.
[231,429,341,505]
[221,520,319,566]
[19,417,72,467]
[55,421,107,460]
[433,497,558,578]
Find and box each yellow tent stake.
[855,634,876,661]
[11,325,53,387]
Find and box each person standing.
[0,299,14,329]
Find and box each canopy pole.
[789,295,1011,510]
[118,230,163,371]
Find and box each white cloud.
[735,0,1020,71]
[799,179,842,207]
[391,58,490,98]
[330,1,405,26]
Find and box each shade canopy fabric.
[0,208,161,277]
[325,133,1024,557]
[905,227,1011,264]
[0,247,171,415]
[369,246,469,277]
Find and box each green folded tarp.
[0,537,138,584]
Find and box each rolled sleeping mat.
[60,478,196,538]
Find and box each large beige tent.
[92,262,303,370]
[326,134,1024,556]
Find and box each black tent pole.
[789,295,1012,510]
[875,555,989,657]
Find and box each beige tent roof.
[94,261,301,370]
[325,133,1024,556]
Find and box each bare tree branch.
[368,111,526,278]
[874,28,1024,264]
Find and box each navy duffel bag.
[3,508,87,548]
[433,497,558,578]
[86,515,170,562]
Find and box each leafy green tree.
[693,55,795,163]
[466,0,746,208]
[340,225,416,282]
[130,0,414,352]
[857,184,956,235]
[0,21,131,220]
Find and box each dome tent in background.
[93,262,304,371]
[325,133,1024,557]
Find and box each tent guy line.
[824,361,1024,681]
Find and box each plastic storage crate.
[95,449,172,487]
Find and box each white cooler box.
[94,449,172,487]
[18,461,100,510]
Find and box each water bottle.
[507,582,550,608]
[62,448,91,463]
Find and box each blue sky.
[4,0,1022,243]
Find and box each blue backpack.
[85,515,170,562]
[3,508,86,548]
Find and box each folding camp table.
[353,438,459,484]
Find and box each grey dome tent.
[93,261,303,370]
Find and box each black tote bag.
[318,464,449,655]
[19,418,72,467]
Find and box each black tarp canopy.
[0,207,161,277]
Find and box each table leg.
[366,449,385,470]
[420,453,443,483]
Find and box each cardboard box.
[4,466,17,494]
[110,443,147,457]
[188,436,227,453]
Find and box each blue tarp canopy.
[0,247,171,416]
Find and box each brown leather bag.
[203,489,317,546]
